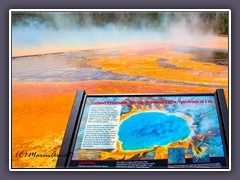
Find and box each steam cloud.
[12,12,225,56]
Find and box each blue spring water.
[118,112,191,150]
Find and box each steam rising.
[12,12,223,56]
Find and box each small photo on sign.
[193,146,210,163]
[168,148,185,164]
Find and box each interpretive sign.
[56,89,229,169]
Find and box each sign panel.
[56,89,228,169]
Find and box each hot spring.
[118,112,191,150]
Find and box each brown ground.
[88,48,228,86]
[12,36,229,168]
[12,81,228,168]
